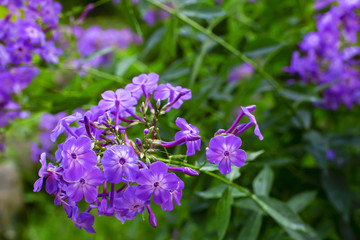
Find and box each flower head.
[62,136,98,181]
[174,117,201,156]
[136,161,180,205]
[206,135,247,174]
[101,145,140,183]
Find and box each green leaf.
[237,211,263,240]
[304,130,328,171]
[82,47,114,64]
[226,166,241,181]
[234,197,261,212]
[215,188,233,240]
[278,89,320,105]
[197,184,227,199]
[141,27,166,57]
[197,184,247,199]
[115,56,136,77]
[255,196,320,240]
[247,150,265,161]
[122,0,143,37]
[253,166,274,196]
[200,162,219,172]
[322,170,350,221]
[189,39,216,86]
[287,191,317,213]
[291,109,311,130]
[181,4,226,20]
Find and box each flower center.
[154,182,159,188]
[133,204,140,209]
[224,151,230,157]
[71,153,77,159]
[80,178,86,184]
[119,158,126,165]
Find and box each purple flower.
[67,167,105,203]
[61,136,98,181]
[33,153,62,194]
[114,186,150,223]
[136,161,180,205]
[101,145,140,183]
[206,135,247,174]
[71,207,96,233]
[125,73,159,100]
[8,40,33,65]
[154,83,192,111]
[174,117,201,156]
[161,179,184,211]
[40,1,62,26]
[20,22,45,45]
[98,89,137,111]
[50,112,82,142]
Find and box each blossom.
[125,73,159,100]
[154,83,192,111]
[33,153,62,194]
[50,112,82,142]
[136,161,180,205]
[206,135,247,174]
[71,207,96,233]
[98,89,137,111]
[161,180,184,211]
[114,186,150,223]
[61,136,98,181]
[101,145,140,183]
[174,117,201,156]
[67,167,105,203]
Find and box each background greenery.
[1,0,360,239]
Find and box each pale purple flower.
[101,145,140,183]
[206,135,247,174]
[125,73,159,100]
[154,83,192,110]
[61,136,98,181]
[114,186,150,223]
[161,180,184,211]
[67,167,105,203]
[136,161,180,205]
[98,89,137,111]
[71,207,96,233]
[33,153,62,194]
[50,112,82,142]
[174,117,201,156]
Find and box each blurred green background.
[1,0,360,239]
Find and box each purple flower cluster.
[285,0,360,109]
[0,0,63,127]
[72,26,142,70]
[206,105,263,174]
[34,73,197,232]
